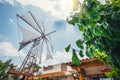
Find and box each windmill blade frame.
[45,39,53,60]
[17,13,41,34]
[28,11,44,34]
[38,39,44,64]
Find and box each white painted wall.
[40,64,62,74]
[67,66,73,71]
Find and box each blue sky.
[0,0,83,66]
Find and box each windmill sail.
[18,41,31,51]
[38,40,44,64]
[30,42,41,56]
[29,11,44,34]
[46,49,53,60]
[17,14,41,34]
[45,40,53,60]
[19,26,40,51]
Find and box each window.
[43,66,53,71]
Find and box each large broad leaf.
[72,49,81,66]
[85,50,91,57]
[67,14,80,25]
[65,44,71,52]
[76,40,83,49]
[81,18,88,26]
[79,50,84,57]
[78,24,85,31]
[89,47,94,57]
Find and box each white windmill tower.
[16,11,55,73]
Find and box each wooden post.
[77,67,83,80]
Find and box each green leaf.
[90,47,94,57]
[98,55,103,62]
[65,44,71,52]
[112,0,120,7]
[78,24,85,31]
[93,28,108,37]
[72,49,81,66]
[79,50,84,57]
[111,11,120,20]
[85,50,91,57]
[102,22,109,29]
[76,40,83,49]
[104,4,113,15]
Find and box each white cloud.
[0,42,25,57]
[0,0,16,6]
[9,18,14,23]
[39,51,72,66]
[0,0,73,19]
[9,18,16,25]
[18,0,73,19]
[0,0,106,19]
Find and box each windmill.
[17,11,55,72]
[8,11,55,77]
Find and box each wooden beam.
[70,61,106,69]
[77,67,83,80]
[8,70,33,76]
[40,72,65,78]
[28,72,65,79]
[81,61,105,69]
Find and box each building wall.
[40,64,62,74]
[37,64,74,80]
[42,75,74,80]
[61,64,67,71]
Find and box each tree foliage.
[0,59,17,80]
[66,0,120,78]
